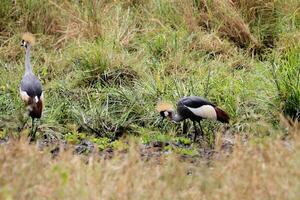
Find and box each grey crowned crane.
[156,96,229,141]
[20,33,44,140]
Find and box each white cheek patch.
[164,111,169,116]
[186,105,217,119]
[20,89,30,102]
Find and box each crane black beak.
[158,116,165,130]
[159,116,165,123]
[159,111,165,126]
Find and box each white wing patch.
[186,105,217,119]
[20,88,30,102]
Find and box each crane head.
[156,102,173,120]
[21,32,35,48]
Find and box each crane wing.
[177,96,217,120]
[179,96,215,108]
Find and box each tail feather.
[28,96,43,118]
[215,107,230,123]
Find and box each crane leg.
[19,116,29,132]
[182,121,188,135]
[29,118,36,142]
[198,121,204,138]
[193,121,199,142]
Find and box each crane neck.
[170,111,184,122]
[25,45,33,74]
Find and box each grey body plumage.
[21,73,42,98]
[19,33,44,140]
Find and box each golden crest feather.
[22,32,35,45]
[156,102,173,112]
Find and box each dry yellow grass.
[0,125,299,200]
[192,0,259,48]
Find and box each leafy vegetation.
[0,0,300,198]
[1,0,298,141]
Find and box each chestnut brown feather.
[215,107,230,123]
[27,97,43,119]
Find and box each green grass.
[270,46,300,120]
[0,0,300,151]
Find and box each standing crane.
[20,33,44,140]
[156,96,229,141]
